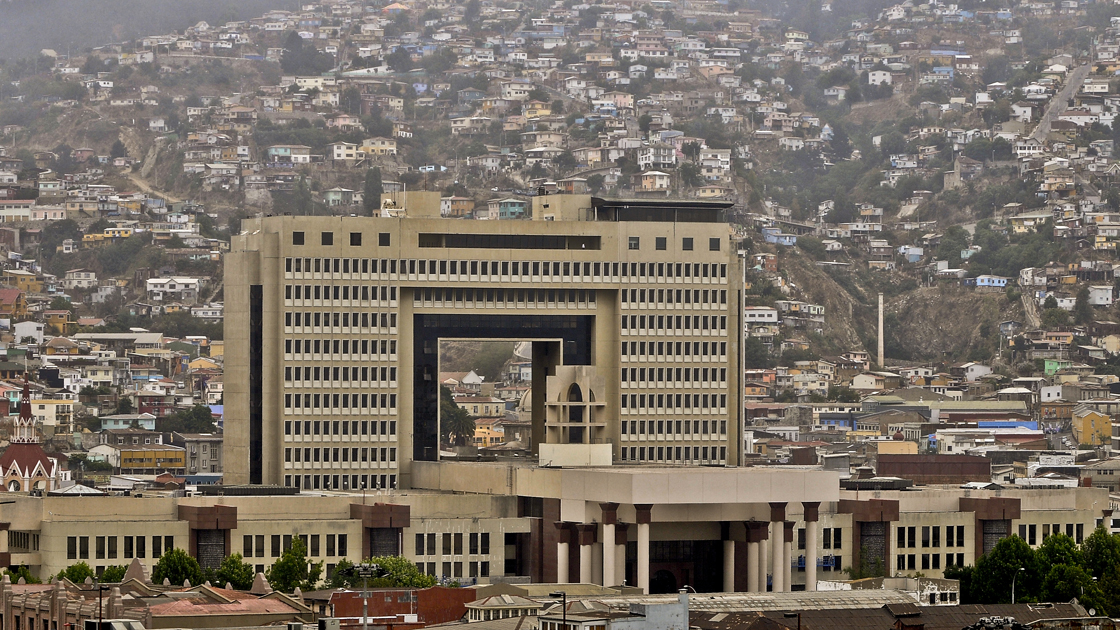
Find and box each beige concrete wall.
[227,205,740,488]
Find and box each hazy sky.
[0,0,298,60]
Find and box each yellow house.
[43,310,74,335]
[208,340,224,358]
[876,440,919,455]
[1073,408,1111,446]
[359,137,398,156]
[3,270,41,293]
[105,227,134,239]
[472,425,505,447]
[523,101,551,119]
[189,356,221,370]
[82,234,108,247]
[117,444,186,473]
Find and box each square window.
[682,237,693,251]
[628,236,640,250]
[293,232,305,245]
[655,237,667,250]
[322,232,334,246]
[350,232,362,246]
[379,233,391,247]
[709,237,721,251]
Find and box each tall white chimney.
[878,292,885,369]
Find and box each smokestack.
[877,292,885,369]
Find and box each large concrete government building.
[0,195,1106,597]
[225,194,745,489]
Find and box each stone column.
[723,540,735,592]
[636,504,653,594]
[784,521,794,591]
[745,520,769,593]
[804,502,820,592]
[601,503,619,587]
[555,522,570,583]
[576,524,596,584]
[769,503,786,592]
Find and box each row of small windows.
[285,365,397,384]
[415,532,491,556]
[897,526,966,549]
[416,287,595,307]
[898,553,964,571]
[622,393,728,411]
[286,337,398,357]
[624,341,728,359]
[243,533,348,558]
[285,446,397,464]
[285,419,397,437]
[284,392,397,410]
[285,338,397,359]
[286,312,401,334]
[629,236,721,252]
[287,284,398,303]
[623,289,727,308]
[1019,523,1084,545]
[623,367,728,386]
[419,560,489,579]
[291,231,389,247]
[286,473,396,490]
[624,419,728,436]
[622,445,728,462]
[623,315,728,333]
[285,257,728,283]
[68,535,173,560]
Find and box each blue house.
[761,226,798,246]
[975,275,1009,288]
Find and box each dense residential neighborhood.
[6,0,1120,628]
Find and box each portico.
[414,461,839,593]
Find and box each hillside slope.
[777,251,1025,365]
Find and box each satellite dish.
[1089,609,1097,616]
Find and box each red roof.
[0,443,55,479]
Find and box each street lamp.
[549,591,567,630]
[1011,567,1025,604]
[783,612,801,630]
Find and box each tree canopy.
[946,529,1120,615]
[266,536,322,592]
[152,548,203,586]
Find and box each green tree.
[331,556,438,588]
[110,140,127,159]
[115,396,134,414]
[1042,563,1103,611]
[1037,532,1083,576]
[440,385,475,446]
[1042,308,1070,328]
[100,565,128,582]
[587,174,605,194]
[211,554,255,590]
[1082,526,1120,579]
[152,548,203,586]
[638,114,653,134]
[551,100,564,114]
[1075,285,1093,324]
[970,535,1042,604]
[266,536,322,593]
[679,163,703,188]
[4,566,40,584]
[57,562,96,583]
[363,167,384,215]
[157,405,217,434]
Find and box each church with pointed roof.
[0,382,64,492]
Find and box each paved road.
[1030,64,1090,142]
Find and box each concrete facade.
[225,195,744,490]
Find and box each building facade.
[225,195,744,490]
